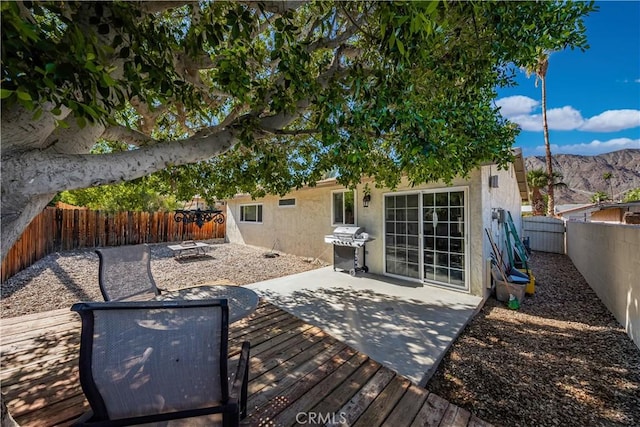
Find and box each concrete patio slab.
[246,266,483,386]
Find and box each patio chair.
[95,244,161,301]
[71,299,250,427]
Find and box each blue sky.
[495,1,640,157]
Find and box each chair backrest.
[96,244,159,301]
[72,300,230,421]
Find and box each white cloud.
[547,106,585,130]
[634,79,640,83]
[579,109,640,132]
[537,138,640,155]
[507,106,584,131]
[494,96,539,116]
[497,96,640,133]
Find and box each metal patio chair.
[95,244,161,301]
[71,299,250,427]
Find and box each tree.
[518,3,595,216]
[527,169,548,216]
[0,1,595,260]
[527,169,566,216]
[57,180,179,213]
[591,191,610,204]
[602,172,613,201]
[623,188,640,203]
[529,53,556,217]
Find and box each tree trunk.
[531,188,545,216]
[540,65,555,217]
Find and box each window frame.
[239,203,263,224]
[278,198,296,208]
[331,189,357,226]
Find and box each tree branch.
[139,1,195,14]
[101,125,155,147]
[270,128,320,136]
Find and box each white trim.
[330,189,357,227]
[239,203,263,224]
[382,186,470,292]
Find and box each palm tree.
[527,169,548,216]
[526,52,556,217]
[527,169,567,216]
[603,172,613,201]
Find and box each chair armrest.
[71,410,95,426]
[230,341,250,419]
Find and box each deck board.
[1,300,491,427]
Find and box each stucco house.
[556,202,640,224]
[225,149,528,298]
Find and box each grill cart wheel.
[349,269,357,277]
[363,266,369,273]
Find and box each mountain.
[524,149,640,204]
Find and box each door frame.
[382,186,470,292]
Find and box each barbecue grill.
[324,226,374,276]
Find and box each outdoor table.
[167,241,213,258]
[155,285,259,323]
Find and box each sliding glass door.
[385,188,468,291]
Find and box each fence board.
[1,207,225,282]
[522,216,565,254]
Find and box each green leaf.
[56,119,70,129]
[32,108,43,121]
[16,90,32,101]
[426,1,439,16]
[0,89,13,99]
[76,115,87,129]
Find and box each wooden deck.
[1,301,492,427]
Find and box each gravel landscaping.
[2,245,638,426]
[427,251,640,427]
[1,241,326,318]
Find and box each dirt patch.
[427,251,640,426]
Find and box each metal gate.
[522,217,566,254]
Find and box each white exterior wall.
[357,172,483,295]
[481,163,526,297]
[567,222,640,349]
[226,182,344,262]
[226,164,523,297]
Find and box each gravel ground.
[1,241,326,318]
[427,251,640,427]
[3,246,639,426]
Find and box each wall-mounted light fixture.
[362,193,371,208]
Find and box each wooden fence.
[522,216,566,254]
[1,207,226,282]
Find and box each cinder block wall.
[567,222,640,349]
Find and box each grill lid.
[332,226,364,237]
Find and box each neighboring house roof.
[556,203,597,216]
[594,201,640,211]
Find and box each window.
[332,190,355,225]
[240,204,263,223]
[278,198,296,207]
